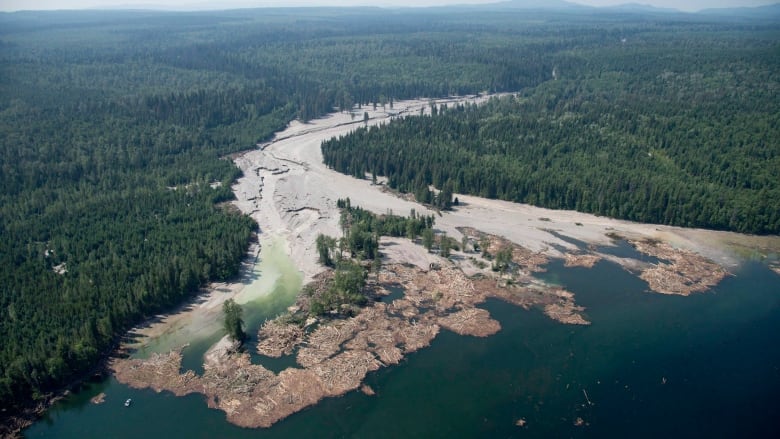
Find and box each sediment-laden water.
[25,256,780,438]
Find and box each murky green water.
[25,255,780,438]
[179,237,302,374]
[128,237,301,369]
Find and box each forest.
[323,25,780,234]
[1,5,778,423]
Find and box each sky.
[0,0,776,13]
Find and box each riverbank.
[22,94,780,437]
[109,220,748,428]
[233,93,779,282]
[75,95,780,432]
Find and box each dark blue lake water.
[26,258,780,438]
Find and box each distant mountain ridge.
[494,0,586,9]
[2,1,779,19]
[496,1,780,16]
[699,3,780,18]
[599,2,681,14]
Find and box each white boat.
[124,398,132,407]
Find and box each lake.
[25,255,780,438]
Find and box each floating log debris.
[564,253,602,268]
[111,230,737,429]
[257,319,305,358]
[583,389,593,406]
[630,239,730,296]
[113,257,593,429]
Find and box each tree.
[406,220,417,240]
[223,299,245,342]
[440,233,452,258]
[334,261,367,305]
[437,181,454,210]
[316,234,336,267]
[493,246,513,273]
[461,234,469,252]
[422,228,435,252]
[480,237,491,258]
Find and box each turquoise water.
[25,258,780,438]
[180,237,303,375]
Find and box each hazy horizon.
[0,0,777,14]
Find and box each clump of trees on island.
[309,198,436,317]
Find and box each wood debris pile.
[510,245,550,273]
[256,319,305,357]
[564,253,602,268]
[630,240,729,296]
[458,227,549,272]
[544,303,590,325]
[383,263,589,327]
[112,278,446,429]
[115,350,198,395]
[113,334,382,428]
[89,393,106,404]
[119,230,712,429]
[437,308,501,337]
[542,288,591,325]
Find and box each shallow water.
[25,258,780,438]
[128,237,300,366]
[595,239,665,264]
[182,237,302,374]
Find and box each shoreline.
[18,94,780,436]
[107,93,779,429]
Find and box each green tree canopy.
[223,299,246,343]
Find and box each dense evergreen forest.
[1,5,777,424]
[323,24,780,234]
